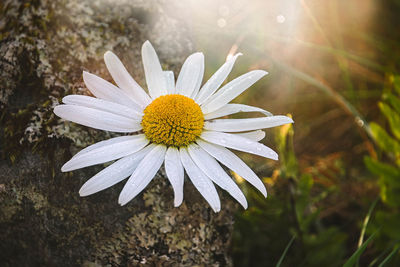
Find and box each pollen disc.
[141,94,204,147]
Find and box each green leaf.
[370,122,400,153]
[393,75,400,95]
[383,93,400,114]
[276,236,295,267]
[379,102,400,140]
[379,182,400,207]
[343,231,377,267]
[364,156,400,185]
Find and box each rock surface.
[0,0,236,265]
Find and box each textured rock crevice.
[0,0,236,265]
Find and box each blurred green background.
[166,0,400,266]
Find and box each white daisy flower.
[54,41,293,212]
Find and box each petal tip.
[61,158,77,172]
[142,40,153,50]
[53,105,62,115]
[118,194,130,206]
[173,201,182,208]
[82,71,92,83]
[78,188,87,197]
[195,52,204,58]
[104,50,115,59]
[61,163,70,172]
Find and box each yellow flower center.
[141,94,204,147]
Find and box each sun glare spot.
[217,18,227,28]
[276,14,286,23]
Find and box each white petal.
[195,53,242,105]
[104,51,151,108]
[141,41,167,99]
[54,105,142,133]
[62,135,149,171]
[201,70,268,114]
[204,116,293,132]
[235,130,265,142]
[200,131,278,160]
[176,52,204,98]
[196,139,267,197]
[187,144,247,209]
[62,95,142,120]
[73,135,140,158]
[204,103,272,120]
[180,147,221,212]
[164,147,184,207]
[164,71,175,94]
[79,145,154,196]
[83,71,143,110]
[118,144,166,205]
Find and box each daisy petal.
[204,103,272,120]
[235,130,265,142]
[54,105,142,133]
[73,136,141,158]
[180,147,221,212]
[164,71,175,94]
[200,131,278,160]
[201,70,268,114]
[79,145,154,196]
[204,116,293,132]
[164,147,184,207]
[196,139,267,197]
[196,53,242,105]
[118,144,166,206]
[176,52,204,98]
[61,135,149,172]
[103,51,151,107]
[141,41,167,99]
[62,95,142,120]
[188,144,247,209]
[83,71,143,110]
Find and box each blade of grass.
[368,241,399,267]
[276,235,296,267]
[378,244,400,267]
[358,198,379,248]
[368,246,391,267]
[343,231,378,267]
